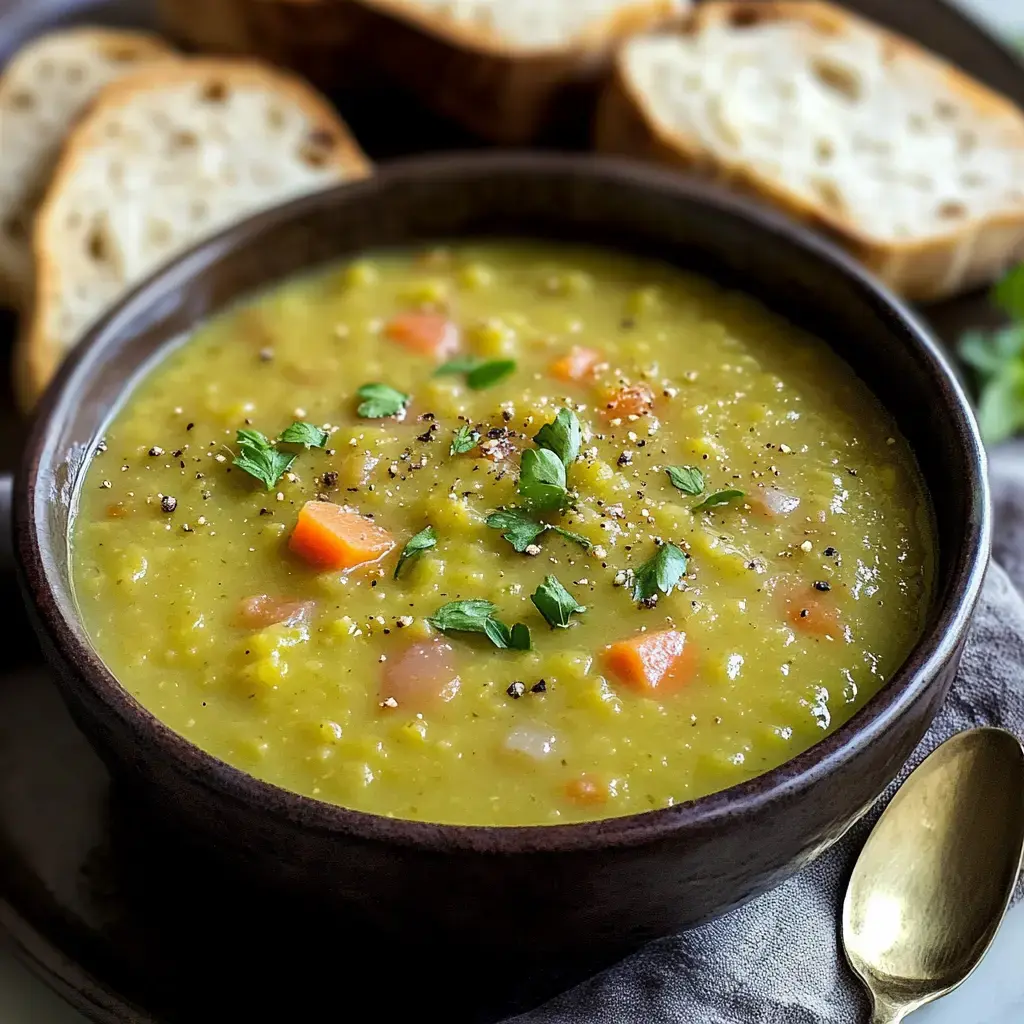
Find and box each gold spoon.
[843,726,1024,1023]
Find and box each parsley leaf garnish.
[467,359,516,390]
[435,356,516,390]
[666,465,705,496]
[549,526,593,551]
[435,356,484,376]
[632,542,688,604]
[519,448,567,510]
[533,408,581,468]
[484,619,532,650]
[428,599,531,650]
[428,599,496,633]
[237,427,271,449]
[692,489,745,513]
[485,509,547,552]
[486,510,593,554]
[532,575,586,628]
[393,525,437,580]
[450,424,481,456]
[356,383,410,419]
[279,421,329,449]
[232,428,296,491]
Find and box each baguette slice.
[17,59,371,406]
[159,0,690,143]
[360,0,690,143]
[597,1,1024,301]
[158,0,376,93]
[0,28,175,310]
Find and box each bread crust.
[0,27,175,310]
[158,0,688,142]
[596,1,1024,301]
[16,58,371,407]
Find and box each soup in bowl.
[16,155,986,951]
[73,242,934,826]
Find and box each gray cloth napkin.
[510,442,1024,1024]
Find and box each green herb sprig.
[232,427,298,490]
[356,383,410,419]
[959,264,1024,444]
[435,356,516,390]
[692,489,745,513]
[666,465,705,496]
[428,600,532,651]
[531,576,586,628]
[631,542,689,605]
[394,526,437,580]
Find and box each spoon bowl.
[843,727,1024,1023]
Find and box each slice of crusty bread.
[597,1,1024,302]
[158,0,690,143]
[0,28,175,310]
[359,0,690,143]
[17,58,371,406]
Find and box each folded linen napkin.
[507,444,1024,1024]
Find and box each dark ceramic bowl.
[12,153,989,955]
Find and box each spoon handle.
[870,998,909,1024]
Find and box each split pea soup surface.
[73,242,935,826]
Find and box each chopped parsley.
[428,599,531,650]
[467,359,516,390]
[692,489,745,513]
[518,448,567,510]
[435,356,484,376]
[484,619,532,650]
[485,509,547,552]
[631,542,688,604]
[232,427,296,490]
[393,525,437,580]
[548,525,593,552]
[435,356,516,390]
[356,382,410,419]
[450,424,481,456]
[533,408,581,468]
[531,575,586,628]
[278,421,329,449]
[486,510,593,553]
[666,465,705,496]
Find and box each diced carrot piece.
[783,586,841,637]
[549,346,603,383]
[565,774,611,807]
[289,501,394,571]
[602,383,655,420]
[384,312,459,359]
[603,629,696,696]
[380,638,461,712]
[236,595,315,629]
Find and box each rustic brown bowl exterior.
[13,154,989,955]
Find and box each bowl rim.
[15,151,991,854]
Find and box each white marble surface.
[2,0,1024,1021]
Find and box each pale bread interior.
[620,15,1024,244]
[27,62,370,399]
[0,28,173,308]
[378,0,688,48]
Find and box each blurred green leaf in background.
[959,265,1024,445]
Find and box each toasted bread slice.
[0,28,175,310]
[597,1,1024,301]
[17,58,371,406]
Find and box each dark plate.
[0,1,1019,1021]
